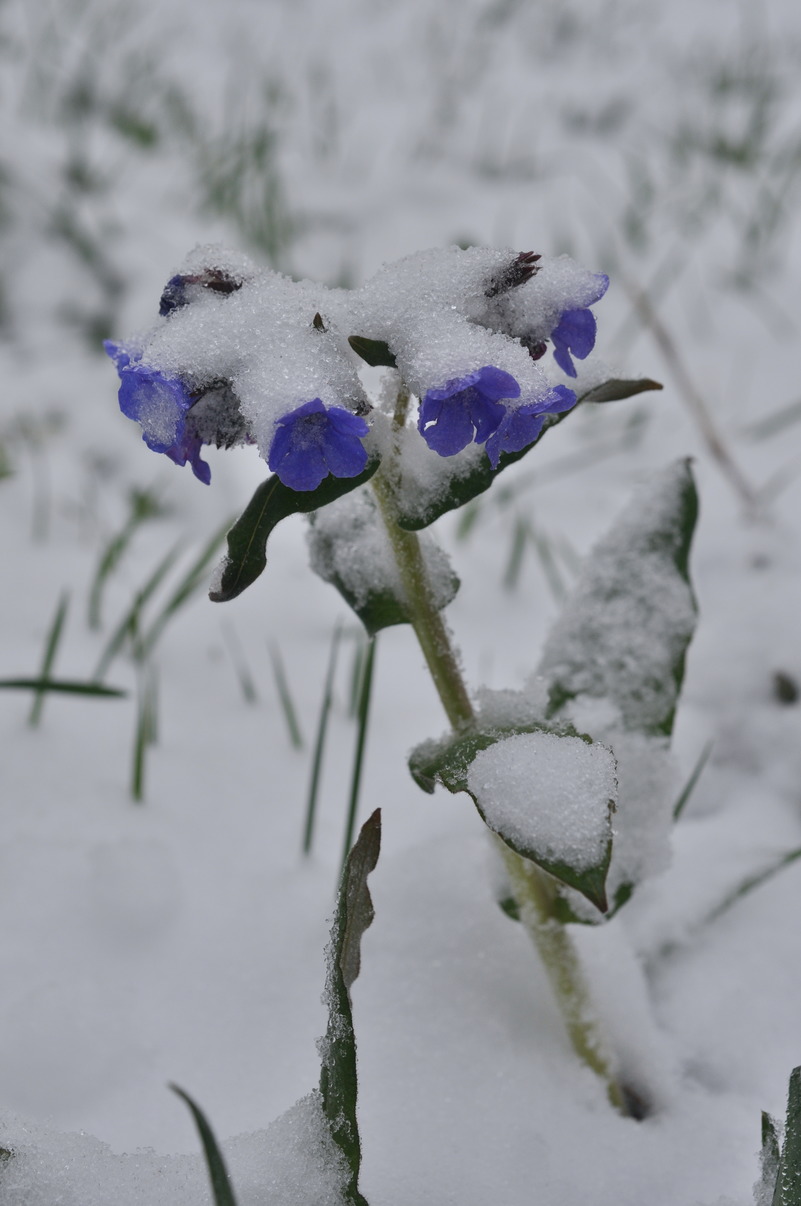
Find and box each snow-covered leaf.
[308,488,459,636]
[209,459,380,603]
[319,809,381,1206]
[539,459,698,737]
[768,1067,801,1206]
[410,723,614,913]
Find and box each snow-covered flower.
[268,399,370,491]
[417,366,519,456]
[104,340,212,484]
[484,384,577,468]
[548,277,608,378]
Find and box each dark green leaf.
[210,460,380,603]
[170,1084,239,1206]
[0,678,126,698]
[579,378,663,404]
[319,809,381,1206]
[393,378,661,533]
[410,722,613,913]
[538,459,699,737]
[772,1067,801,1206]
[348,336,397,369]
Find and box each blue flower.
[104,341,211,484]
[485,385,577,469]
[418,366,520,456]
[268,398,370,491]
[549,274,609,378]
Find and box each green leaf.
[210,460,380,603]
[538,459,699,738]
[410,722,613,913]
[319,809,381,1206]
[0,678,126,698]
[579,378,663,404]
[170,1084,239,1206]
[771,1067,801,1206]
[348,336,397,369]
[393,378,662,533]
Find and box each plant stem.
[372,381,634,1116]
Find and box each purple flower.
[485,385,577,469]
[550,274,609,378]
[104,340,211,484]
[418,366,520,457]
[268,398,370,492]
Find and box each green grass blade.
[673,740,714,820]
[502,516,529,592]
[88,517,138,631]
[0,678,126,697]
[703,846,801,929]
[303,621,343,856]
[93,544,179,681]
[744,396,801,442]
[268,641,304,749]
[221,622,258,705]
[169,1084,239,1206]
[131,663,158,803]
[138,519,233,660]
[29,591,69,727]
[348,636,365,720]
[339,636,377,881]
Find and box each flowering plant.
[107,242,691,1199]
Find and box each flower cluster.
[105,244,608,491]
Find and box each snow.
[2,0,801,1202]
[467,730,616,870]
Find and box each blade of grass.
[340,636,377,881]
[93,544,179,681]
[0,678,125,697]
[169,1085,239,1206]
[137,518,233,661]
[87,488,165,631]
[131,663,158,803]
[221,622,258,705]
[268,641,304,749]
[743,396,801,442]
[502,516,529,592]
[673,740,714,820]
[29,591,69,727]
[303,621,343,856]
[703,845,801,928]
[348,635,365,720]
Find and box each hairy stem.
[372,381,635,1116]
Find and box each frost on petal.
[268,399,369,492]
[418,366,519,457]
[551,309,597,377]
[485,385,577,468]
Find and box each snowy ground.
[2,0,801,1202]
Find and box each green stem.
[372,381,634,1116]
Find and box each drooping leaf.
[410,722,613,913]
[319,809,381,1206]
[210,459,380,603]
[348,336,397,369]
[170,1084,239,1206]
[771,1067,801,1206]
[538,459,699,738]
[579,377,663,404]
[393,378,663,532]
[307,485,459,636]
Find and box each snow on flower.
[104,340,212,484]
[417,366,520,456]
[268,399,370,491]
